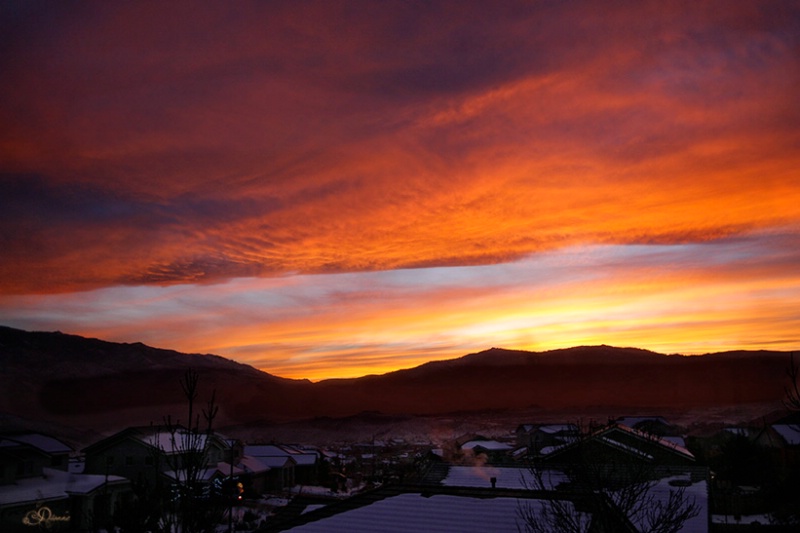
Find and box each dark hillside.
[0,326,791,434]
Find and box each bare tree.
[771,352,800,527]
[158,369,226,533]
[517,426,700,533]
[783,352,800,412]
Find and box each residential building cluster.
[1,413,799,531]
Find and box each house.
[83,425,238,486]
[0,433,131,532]
[245,444,320,491]
[616,416,677,437]
[769,422,800,468]
[459,439,514,464]
[81,425,282,499]
[542,423,696,468]
[515,423,579,455]
[268,464,708,532]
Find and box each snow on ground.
[712,514,773,525]
[625,475,708,533]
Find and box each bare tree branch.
[783,352,800,412]
[518,423,699,533]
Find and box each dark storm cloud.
[0,173,288,291]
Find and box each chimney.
[490,476,497,489]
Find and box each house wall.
[84,438,162,485]
[264,465,295,492]
[294,464,318,485]
[0,447,50,483]
[207,439,228,465]
[67,485,131,532]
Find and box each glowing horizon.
[1,1,799,381]
[2,236,799,381]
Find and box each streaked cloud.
[0,1,798,378]
[2,233,798,380]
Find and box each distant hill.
[0,326,793,434]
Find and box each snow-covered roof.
[460,440,512,452]
[260,456,296,469]
[617,416,669,428]
[239,455,271,475]
[164,461,246,483]
[0,434,72,454]
[511,447,528,459]
[772,424,800,446]
[662,436,687,448]
[439,466,708,532]
[292,453,318,466]
[608,424,695,460]
[143,431,212,455]
[722,427,750,437]
[441,465,568,491]
[246,444,318,465]
[538,424,578,435]
[539,444,568,456]
[517,423,578,434]
[0,468,128,507]
[285,492,563,532]
[543,424,694,462]
[600,437,654,460]
[302,504,327,515]
[245,444,287,456]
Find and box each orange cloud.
[1,1,799,378]
[2,1,798,294]
[2,235,798,380]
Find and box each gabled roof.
[460,440,513,452]
[772,424,800,446]
[82,426,162,454]
[661,435,687,448]
[543,423,694,462]
[239,455,271,475]
[516,423,578,435]
[538,424,579,435]
[0,433,72,455]
[245,444,318,466]
[260,456,297,469]
[616,416,670,428]
[84,426,230,456]
[164,461,246,483]
[720,427,751,438]
[144,431,213,455]
[0,468,128,507]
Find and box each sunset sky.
[1,1,799,380]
